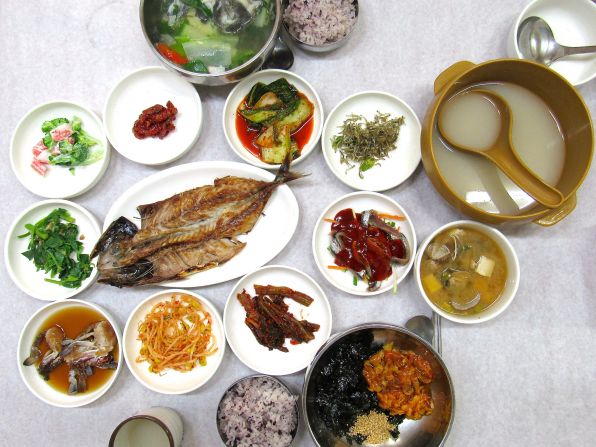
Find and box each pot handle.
[434,60,475,95]
[533,193,577,227]
[262,37,294,70]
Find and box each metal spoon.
[438,89,565,209]
[517,16,596,66]
[262,37,294,70]
[406,314,442,355]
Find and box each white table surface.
[1,1,595,446]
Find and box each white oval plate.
[10,100,110,198]
[123,289,225,394]
[223,69,324,170]
[5,199,100,301]
[322,91,421,191]
[17,299,122,407]
[224,265,332,375]
[507,0,596,86]
[103,161,299,287]
[104,66,202,165]
[312,191,417,296]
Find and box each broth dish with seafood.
[420,227,507,315]
[150,0,275,74]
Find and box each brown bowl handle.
[533,193,577,227]
[434,61,476,95]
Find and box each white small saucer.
[17,299,122,408]
[322,91,421,191]
[223,265,332,375]
[10,100,110,198]
[123,289,225,394]
[312,191,417,296]
[103,66,203,165]
[5,199,100,301]
[223,69,323,170]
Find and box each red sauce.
[133,100,177,139]
[331,208,407,284]
[235,94,314,161]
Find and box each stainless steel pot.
[139,0,291,86]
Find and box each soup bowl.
[140,0,286,86]
[415,220,520,324]
[421,59,593,226]
[303,323,454,447]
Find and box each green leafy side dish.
[19,208,94,288]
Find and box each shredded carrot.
[327,265,348,271]
[136,294,217,374]
[377,212,406,221]
[324,218,339,224]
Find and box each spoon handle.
[562,44,596,57]
[432,312,442,356]
[488,149,565,209]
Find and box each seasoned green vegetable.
[19,208,94,288]
[332,112,405,178]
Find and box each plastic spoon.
[438,89,564,209]
[517,16,596,66]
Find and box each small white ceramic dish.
[414,220,520,324]
[103,66,202,165]
[224,265,332,375]
[312,191,417,296]
[222,69,323,170]
[322,91,421,191]
[5,199,100,301]
[110,407,183,447]
[507,0,596,86]
[123,289,225,394]
[17,299,122,407]
[10,100,110,198]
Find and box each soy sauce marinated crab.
[23,320,118,395]
[23,325,65,379]
[61,321,118,394]
[328,208,410,291]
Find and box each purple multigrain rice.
[217,376,298,447]
[283,0,356,46]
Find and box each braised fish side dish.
[91,155,302,287]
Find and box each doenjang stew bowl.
[303,323,454,447]
[421,59,593,226]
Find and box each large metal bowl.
[303,323,454,447]
[139,0,284,86]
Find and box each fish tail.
[273,150,308,185]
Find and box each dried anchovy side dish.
[332,111,405,178]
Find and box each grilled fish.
[91,154,303,287]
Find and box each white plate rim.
[4,199,100,301]
[321,90,422,192]
[103,66,203,166]
[9,100,111,198]
[123,289,226,394]
[222,68,324,170]
[223,264,332,375]
[17,299,123,408]
[102,160,300,288]
[311,191,417,296]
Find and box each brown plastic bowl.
[421,59,593,226]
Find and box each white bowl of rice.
[217,375,299,447]
[282,0,359,52]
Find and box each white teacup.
[109,407,183,447]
